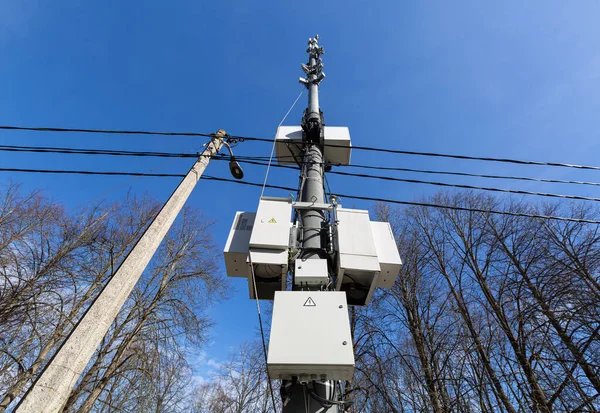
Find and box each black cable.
[235,135,600,172]
[256,306,278,412]
[344,163,600,188]
[2,167,600,224]
[237,158,600,190]
[327,170,600,203]
[0,125,215,138]
[0,144,199,158]
[0,167,186,178]
[227,159,600,204]
[333,192,600,225]
[201,176,600,225]
[0,144,298,162]
[309,388,352,407]
[8,144,600,198]
[7,143,600,190]
[4,124,600,172]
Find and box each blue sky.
[2,0,600,380]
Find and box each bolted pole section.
[14,131,230,413]
[281,35,339,413]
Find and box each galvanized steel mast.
[280,35,338,413]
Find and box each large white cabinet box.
[223,211,255,278]
[370,221,402,288]
[267,291,355,381]
[275,125,352,166]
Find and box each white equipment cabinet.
[223,197,293,300]
[223,212,255,278]
[249,197,292,250]
[294,258,328,286]
[267,291,355,381]
[370,221,403,288]
[335,208,380,306]
[275,125,352,166]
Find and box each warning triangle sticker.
[268,218,277,223]
[303,297,316,307]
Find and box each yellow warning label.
[268,218,277,223]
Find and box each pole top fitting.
[306,35,324,58]
[299,35,326,87]
[213,129,227,140]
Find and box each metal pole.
[282,35,338,413]
[14,131,227,413]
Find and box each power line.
[326,170,600,203]
[253,157,600,188]
[236,136,600,172]
[4,150,600,204]
[206,176,600,225]
[4,124,600,172]
[0,125,215,138]
[344,163,600,188]
[232,159,600,204]
[6,143,600,190]
[244,157,600,190]
[0,144,199,158]
[1,166,599,224]
[0,144,295,161]
[0,167,186,178]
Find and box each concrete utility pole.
[281,35,338,413]
[15,131,232,413]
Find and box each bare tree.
[0,185,225,413]
[350,194,600,412]
[0,185,123,411]
[4,182,600,412]
[61,206,224,413]
[189,341,279,413]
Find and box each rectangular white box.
[294,258,328,286]
[335,208,380,306]
[223,211,255,278]
[249,197,292,250]
[248,249,288,270]
[336,209,378,257]
[267,291,355,381]
[275,125,352,166]
[371,221,403,288]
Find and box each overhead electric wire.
[240,157,600,189]
[327,170,600,203]
[236,158,600,191]
[0,144,199,158]
[6,143,600,191]
[0,144,299,162]
[205,176,600,225]
[4,144,600,203]
[228,159,600,204]
[5,153,600,203]
[236,136,600,172]
[0,167,186,178]
[2,167,600,224]
[344,163,600,188]
[4,124,600,172]
[0,125,216,138]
